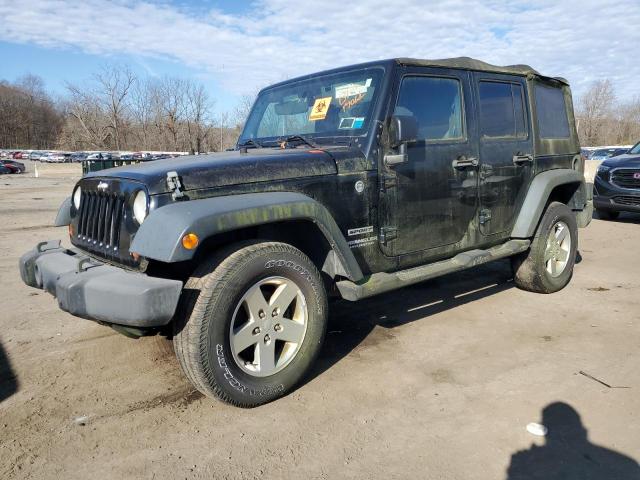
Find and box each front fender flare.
[130,192,364,281]
[54,197,72,226]
[511,169,586,238]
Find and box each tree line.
[0,65,254,153]
[1,66,639,151]
[575,80,640,147]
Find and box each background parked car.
[590,147,629,161]
[71,152,87,162]
[1,160,25,173]
[86,152,115,160]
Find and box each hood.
[601,153,640,169]
[86,148,340,194]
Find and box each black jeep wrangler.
[20,57,592,407]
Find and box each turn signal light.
[182,233,199,250]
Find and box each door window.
[394,76,464,142]
[479,81,527,139]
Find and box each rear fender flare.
[511,169,586,238]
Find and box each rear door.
[473,74,534,236]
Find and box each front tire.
[173,241,327,407]
[511,202,578,294]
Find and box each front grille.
[71,178,142,268]
[612,195,640,207]
[77,190,125,250]
[611,169,640,189]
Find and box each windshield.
[239,66,385,145]
[628,142,640,155]
[592,149,611,157]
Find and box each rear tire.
[173,241,327,407]
[596,209,619,220]
[511,202,578,294]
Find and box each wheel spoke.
[232,322,258,353]
[555,224,568,243]
[557,247,569,263]
[256,341,276,373]
[244,286,269,320]
[276,318,306,344]
[544,248,555,262]
[549,259,558,276]
[270,281,299,312]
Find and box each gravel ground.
[1,167,638,479]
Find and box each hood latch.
[166,171,185,200]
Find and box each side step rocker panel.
[336,239,531,301]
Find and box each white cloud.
[0,0,639,101]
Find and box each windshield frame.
[238,63,390,148]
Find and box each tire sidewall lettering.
[215,344,284,397]
[265,258,323,315]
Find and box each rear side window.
[479,81,527,139]
[535,84,570,139]
[394,76,464,142]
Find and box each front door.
[380,67,479,257]
[473,73,534,236]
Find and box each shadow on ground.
[305,258,516,385]
[595,211,640,224]
[506,402,640,480]
[0,338,19,403]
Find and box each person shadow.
[0,338,19,403]
[506,402,640,480]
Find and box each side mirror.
[389,115,418,148]
[385,115,418,167]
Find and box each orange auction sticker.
[309,97,332,121]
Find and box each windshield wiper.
[279,135,317,149]
[238,139,263,149]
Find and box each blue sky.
[1,0,639,112]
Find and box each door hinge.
[380,173,397,191]
[380,226,397,244]
[479,209,492,225]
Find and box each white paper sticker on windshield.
[335,83,368,99]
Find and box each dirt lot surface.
[1,164,639,479]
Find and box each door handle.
[452,156,479,169]
[513,154,533,165]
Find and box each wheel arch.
[511,169,587,238]
[131,192,364,282]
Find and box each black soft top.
[395,57,569,85]
[265,57,568,92]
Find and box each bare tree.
[130,77,155,150]
[64,82,109,149]
[577,80,616,146]
[94,65,135,150]
[185,81,214,154]
[156,76,187,151]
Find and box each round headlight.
[133,190,148,224]
[73,186,82,209]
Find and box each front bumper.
[19,241,183,328]
[593,175,640,213]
